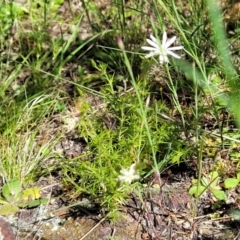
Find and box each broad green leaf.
[191,179,198,184]
[2,179,21,202]
[209,171,219,188]
[211,189,227,201]
[12,3,29,14]
[237,172,240,182]
[224,178,239,189]
[55,0,64,4]
[27,198,48,208]
[4,3,29,16]
[0,198,8,204]
[22,187,41,201]
[201,177,209,187]
[51,0,65,11]
[189,185,206,196]
[0,203,19,215]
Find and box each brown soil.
[1,0,240,239]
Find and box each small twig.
[234,231,240,240]
[204,129,240,143]
[157,112,184,126]
[41,183,60,190]
[79,216,107,240]
[110,228,116,239]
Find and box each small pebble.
[182,221,191,230]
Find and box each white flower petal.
[145,51,159,58]
[167,46,184,51]
[166,50,181,59]
[146,38,159,49]
[117,163,139,184]
[129,163,136,171]
[150,34,158,43]
[141,46,159,51]
[142,32,184,64]
[159,54,169,64]
[165,36,176,48]
[162,32,167,46]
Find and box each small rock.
[0,218,16,240]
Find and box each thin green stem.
[118,39,160,184]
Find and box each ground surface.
[1,0,240,239]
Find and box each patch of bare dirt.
[2,175,239,239]
[1,0,240,239]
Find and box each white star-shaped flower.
[62,111,79,133]
[141,32,184,64]
[117,163,140,184]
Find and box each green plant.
[1,0,240,230]
[0,179,47,215]
[58,54,187,217]
[0,2,28,44]
[189,171,227,201]
[189,171,240,201]
[143,0,240,207]
[223,172,240,189]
